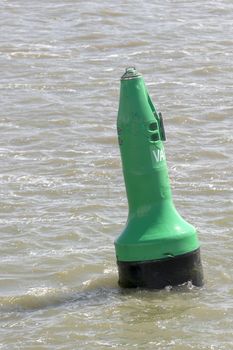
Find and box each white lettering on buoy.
[152,149,166,163]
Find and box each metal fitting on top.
[121,67,141,80]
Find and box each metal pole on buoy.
[114,67,204,289]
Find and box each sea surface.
[0,0,233,349]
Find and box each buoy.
[114,67,204,289]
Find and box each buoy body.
[114,68,204,289]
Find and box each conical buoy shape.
[115,68,204,289]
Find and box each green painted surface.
[115,68,200,262]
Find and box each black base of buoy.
[117,248,204,289]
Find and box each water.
[0,0,233,348]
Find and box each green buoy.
[114,67,204,289]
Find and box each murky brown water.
[0,1,233,349]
